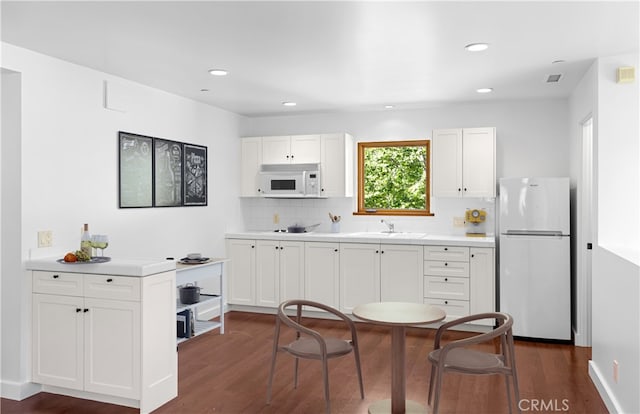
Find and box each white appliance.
[498,177,571,340]
[258,163,322,198]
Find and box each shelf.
[177,320,221,344]
[176,294,220,313]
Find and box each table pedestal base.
[367,399,428,414]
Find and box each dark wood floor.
[2,311,607,414]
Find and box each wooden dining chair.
[266,299,365,414]
[427,312,521,414]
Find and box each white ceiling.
[2,1,638,117]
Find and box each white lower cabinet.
[339,243,380,313]
[32,270,176,413]
[340,243,423,313]
[227,239,257,305]
[304,242,340,309]
[256,239,305,307]
[227,238,304,307]
[423,245,495,326]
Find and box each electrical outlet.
[453,217,465,228]
[38,230,53,248]
[613,360,619,383]
[273,213,280,224]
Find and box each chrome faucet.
[380,219,395,233]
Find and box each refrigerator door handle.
[503,230,564,237]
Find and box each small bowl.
[187,253,202,260]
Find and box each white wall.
[587,53,640,414]
[0,43,244,398]
[239,99,569,234]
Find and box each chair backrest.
[277,299,357,342]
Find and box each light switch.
[38,230,53,248]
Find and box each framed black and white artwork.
[154,138,183,207]
[119,132,153,208]
[183,143,207,206]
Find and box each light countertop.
[225,231,495,247]
[26,256,177,277]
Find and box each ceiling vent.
[546,74,562,83]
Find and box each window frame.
[355,140,433,216]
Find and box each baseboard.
[573,328,590,347]
[589,360,622,413]
[1,380,41,401]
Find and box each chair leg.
[293,357,299,388]
[428,363,436,405]
[266,321,281,404]
[432,364,444,414]
[505,374,513,414]
[353,346,365,399]
[322,356,331,414]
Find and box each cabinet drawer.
[424,246,469,262]
[33,271,83,296]
[424,261,469,277]
[424,298,469,321]
[424,276,469,300]
[84,275,141,301]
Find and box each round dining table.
[353,302,446,414]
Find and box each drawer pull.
[444,278,448,282]
[83,308,89,313]
[444,301,449,305]
[275,246,279,250]
[444,262,448,266]
[106,278,113,283]
[76,308,82,313]
[375,250,379,254]
[52,274,59,279]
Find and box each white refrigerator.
[498,177,571,340]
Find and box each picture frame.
[183,143,208,206]
[154,138,183,207]
[119,132,153,208]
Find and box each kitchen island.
[225,232,495,330]
[26,257,177,414]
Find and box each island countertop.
[26,256,177,277]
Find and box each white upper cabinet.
[432,127,496,198]
[262,135,321,164]
[240,133,353,197]
[321,133,354,197]
[240,137,262,196]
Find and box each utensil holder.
[331,222,340,233]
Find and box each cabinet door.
[32,294,84,390]
[320,133,353,197]
[227,239,256,305]
[280,241,305,302]
[380,244,423,303]
[256,240,280,307]
[469,247,495,325]
[462,128,496,197]
[305,242,340,309]
[340,243,380,313]
[291,135,321,164]
[84,298,141,399]
[432,129,463,197]
[262,136,291,164]
[241,137,262,196]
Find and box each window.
[356,140,432,216]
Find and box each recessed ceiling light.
[200,88,210,92]
[208,69,228,76]
[282,101,297,107]
[385,105,394,109]
[552,60,566,65]
[465,43,489,52]
[476,88,493,94]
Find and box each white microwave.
[258,163,322,198]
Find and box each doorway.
[575,116,593,347]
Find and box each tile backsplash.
[239,197,496,236]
